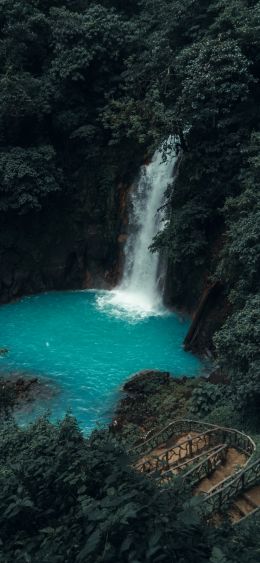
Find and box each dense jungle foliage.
[0,0,260,560]
[1,415,260,563]
[0,0,259,419]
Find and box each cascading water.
[0,139,203,433]
[98,138,177,317]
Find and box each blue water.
[0,291,202,432]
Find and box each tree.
[1,415,259,562]
[0,146,63,212]
[215,296,260,415]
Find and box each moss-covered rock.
[113,370,202,440]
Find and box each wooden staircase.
[202,459,260,524]
[130,418,259,524]
[229,488,260,522]
[194,448,247,495]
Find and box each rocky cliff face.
[183,282,231,355]
[0,208,116,304]
[0,144,226,360]
[163,226,230,355]
[0,150,138,304]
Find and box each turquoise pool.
[0,291,202,432]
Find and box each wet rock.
[123,369,170,395]
[118,234,128,245]
[183,282,232,355]
[113,369,204,436]
[113,370,171,429]
[0,372,58,413]
[207,369,229,385]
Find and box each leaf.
[78,529,101,560]
[210,547,228,563]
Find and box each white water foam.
[97,138,177,319]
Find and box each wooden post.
[188,435,192,457]
[218,490,222,511]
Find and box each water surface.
[0,291,202,432]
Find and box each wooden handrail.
[132,417,258,521]
[234,505,260,526]
[202,459,260,514]
[206,458,260,497]
[139,428,223,475]
[129,418,256,459]
[157,444,227,483]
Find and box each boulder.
[123,369,170,395]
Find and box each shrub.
[189,383,226,418]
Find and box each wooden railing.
[130,419,210,458]
[160,444,228,488]
[131,418,258,521]
[136,428,223,475]
[201,459,260,515]
[130,419,256,464]
[235,505,260,526]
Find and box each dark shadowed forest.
[0,1,259,561]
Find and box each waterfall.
[97,138,177,317]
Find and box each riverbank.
[0,372,57,416]
[110,369,223,445]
